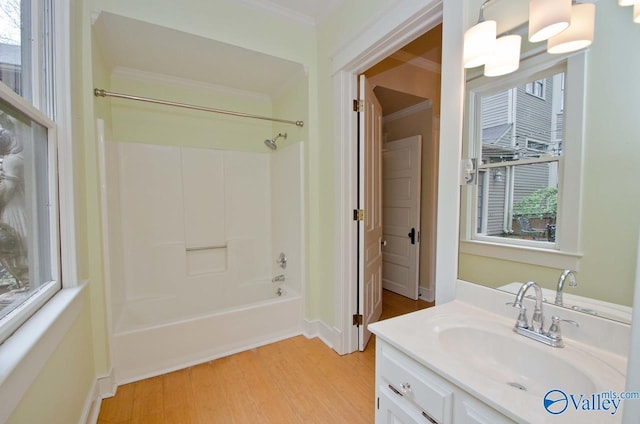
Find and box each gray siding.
[516,78,555,147]
[481,91,509,127]
[513,163,551,204]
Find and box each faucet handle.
[551,315,579,327]
[547,315,579,340]
[506,302,529,329]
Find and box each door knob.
[381,240,387,247]
[408,228,416,245]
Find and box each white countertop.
[369,300,628,423]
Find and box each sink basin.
[370,300,627,423]
[438,326,597,397]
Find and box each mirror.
[457,0,640,323]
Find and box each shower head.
[264,138,278,150]
[264,132,287,151]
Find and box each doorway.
[355,24,443,350]
[332,0,468,356]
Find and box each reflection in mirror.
[458,0,640,324]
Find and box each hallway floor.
[98,290,433,423]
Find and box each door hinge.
[353,209,364,221]
[353,314,363,326]
[377,397,380,410]
[353,99,364,112]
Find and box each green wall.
[6,292,97,424]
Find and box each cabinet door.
[377,387,437,424]
[455,396,516,424]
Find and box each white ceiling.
[93,12,306,98]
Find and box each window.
[0,0,60,343]
[461,52,586,267]
[525,79,546,99]
[474,69,563,245]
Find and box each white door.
[382,136,422,300]
[358,75,383,351]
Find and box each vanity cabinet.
[375,340,515,424]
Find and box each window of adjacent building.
[525,78,546,99]
[0,0,60,343]
[462,51,586,266]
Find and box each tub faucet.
[272,274,286,282]
[555,269,577,306]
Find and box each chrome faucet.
[555,269,577,306]
[511,281,545,333]
[507,281,579,348]
[272,274,286,282]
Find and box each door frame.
[332,0,465,355]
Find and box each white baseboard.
[80,370,117,424]
[98,371,117,398]
[302,319,338,349]
[419,286,435,302]
[81,380,100,424]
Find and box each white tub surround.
[370,283,629,423]
[99,132,305,384]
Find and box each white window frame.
[525,78,546,99]
[0,82,61,343]
[460,51,587,270]
[0,0,80,421]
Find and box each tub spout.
[272,274,286,282]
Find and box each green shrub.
[513,187,557,219]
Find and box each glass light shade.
[463,20,497,68]
[547,3,595,54]
[484,35,522,77]
[619,0,640,6]
[635,4,640,23]
[529,0,572,43]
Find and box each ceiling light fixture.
[484,35,522,77]
[547,2,596,54]
[463,1,497,68]
[529,0,573,42]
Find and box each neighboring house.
[0,42,22,96]
[477,73,564,236]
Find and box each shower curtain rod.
[93,88,304,127]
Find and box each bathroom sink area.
[369,300,629,423]
[438,326,597,397]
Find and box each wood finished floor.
[98,290,433,424]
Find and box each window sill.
[0,282,86,423]
[459,239,582,270]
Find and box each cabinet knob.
[400,382,412,394]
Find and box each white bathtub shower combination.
[98,124,305,383]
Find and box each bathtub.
[112,280,302,384]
